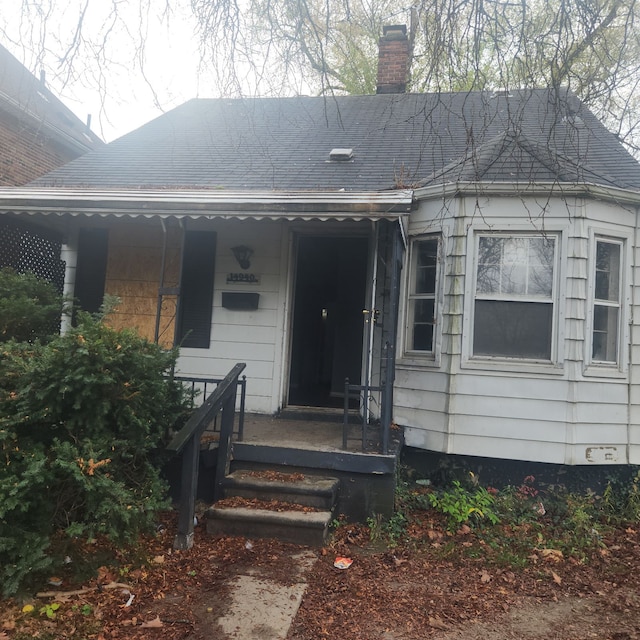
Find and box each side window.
[177,231,216,349]
[591,238,622,364]
[473,234,557,360]
[406,236,439,353]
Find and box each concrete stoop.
[206,505,332,546]
[205,471,340,546]
[223,470,339,510]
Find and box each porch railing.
[167,362,246,550]
[343,340,395,455]
[174,374,247,441]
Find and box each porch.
[167,365,402,548]
[198,411,402,525]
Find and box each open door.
[288,236,368,407]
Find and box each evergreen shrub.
[0,267,65,343]
[0,309,189,596]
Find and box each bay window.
[473,234,556,360]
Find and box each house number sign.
[226,272,260,284]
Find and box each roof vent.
[491,89,513,99]
[328,148,354,162]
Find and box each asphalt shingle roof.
[29,88,640,192]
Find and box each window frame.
[470,231,560,364]
[585,233,627,373]
[404,234,441,359]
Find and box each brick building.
[0,43,102,289]
[0,43,102,186]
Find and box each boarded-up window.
[177,231,216,348]
[74,228,109,315]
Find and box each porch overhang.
[0,188,415,221]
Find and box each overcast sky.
[1,1,209,142]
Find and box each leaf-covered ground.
[1,510,639,640]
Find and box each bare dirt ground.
[2,512,639,640]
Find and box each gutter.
[413,181,640,207]
[0,188,415,218]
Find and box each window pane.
[477,235,554,298]
[501,238,529,295]
[412,299,434,351]
[528,264,554,296]
[415,240,438,294]
[595,242,620,302]
[592,305,618,362]
[501,263,527,295]
[477,237,502,294]
[473,300,553,359]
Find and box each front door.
[288,236,368,407]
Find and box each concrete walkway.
[211,548,317,639]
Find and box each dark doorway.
[288,236,368,407]
[74,228,108,316]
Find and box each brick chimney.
[376,25,409,94]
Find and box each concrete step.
[205,504,333,546]
[223,470,340,511]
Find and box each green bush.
[428,480,500,530]
[0,267,65,342]
[601,470,640,525]
[0,311,189,596]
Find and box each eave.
[0,188,415,220]
[413,181,640,207]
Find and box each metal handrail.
[343,340,395,454]
[174,374,247,441]
[168,362,246,550]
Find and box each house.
[0,42,103,288]
[2,25,640,468]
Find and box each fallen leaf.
[429,616,447,630]
[540,548,564,563]
[551,570,562,584]
[480,570,492,583]
[1,620,15,631]
[152,555,165,564]
[141,616,163,628]
[458,524,472,535]
[392,556,406,567]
